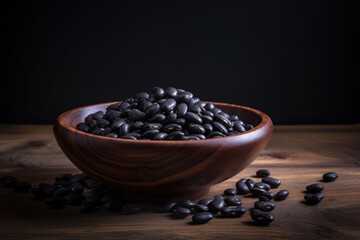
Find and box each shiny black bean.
[153,132,168,140]
[209,195,225,214]
[142,129,160,139]
[197,198,213,207]
[46,197,65,209]
[224,188,237,196]
[163,113,177,125]
[230,115,239,121]
[70,182,84,194]
[251,209,274,225]
[180,136,200,140]
[120,135,137,140]
[105,132,118,138]
[141,101,153,111]
[145,103,160,116]
[224,196,242,206]
[132,121,144,129]
[76,123,90,132]
[323,172,338,182]
[203,123,213,134]
[118,102,130,111]
[157,98,166,105]
[107,110,121,122]
[262,191,275,200]
[191,134,206,140]
[259,196,270,202]
[207,131,225,139]
[31,188,46,200]
[165,87,178,98]
[64,193,85,205]
[201,115,213,123]
[236,180,250,195]
[256,169,271,178]
[97,118,110,128]
[198,101,206,108]
[92,111,104,121]
[111,118,125,130]
[147,113,165,123]
[106,102,121,111]
[177,88,185,93]
[187,123,205,134]
[219,111,230,119]
[306,184,324,193]
[254,182,271,191]
[211,108,222,114]
[175,103,188,117]
[144,123,162,131]
[234,121,246,132]
[172,206,191,218]
[1,176,17,187]
[163,124,182,133]
[262,177,281,188]
[153,87,165,99]
[165,131,185,140]
[245,124,254,130]
[221,206,246,217]
[53,188,72,198]
[13,181,31,192]
[304,193,324,205]
[177,91,193,102]
[188,104,201,113]
[161,98,177,112]
[212,122,228,134]
[158,202,176,213]
[245,179,256,189]
[274,190,289,201]
[128,109,146,121]
[202,110,214,117]
[194,204,209,213]
[192,212,213,224]
[204,103,215,110]
[254,201,275,211]
[177,200,195,209]
[135,92,149,102]
[122,203,141,214]
[175,118,186,126]
[80,200,96,213]
[129,102,139,109]
[250,187,268,197]
[118,123,130,136]
[185,112,202,124]
[214,113,233,128]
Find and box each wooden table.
[1,124,359,239]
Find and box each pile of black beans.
[0,170,338,226]
[76,87,254,140]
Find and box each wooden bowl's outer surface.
[54,102,273,201]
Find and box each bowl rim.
[56,101,272,144]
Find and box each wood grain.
[1,124,360,240]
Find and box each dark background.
[1,0,359,125]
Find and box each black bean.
[207,131,225,139]
[187,123,206,134]
[70,182,84,194]
[135,92,149,102]
[185,112,202,124]
[106,102,121,111]
[165,87,178,98]
[175,103,188,117]
[76,123,90,132]
[145,103,160,116]
[254,182,271,191]
[179,136,200,140]
[224,196,242,206]
[304,193,324,205]
[153,132,168,140]
[158,202,176,213]
[177,91,193,102]
[161,98,177,112]
[230,115,239,121]
[87,191,104,205]
[221,206,246,217]
[1,176,17,187]
[200,115,213,124]
[209,195,225,214]
[122,203,141,214]
[31,188,46,200]
[163,124,182,133]
[236,180,250,195]
[274,190,289,201]
[245,124,254,130]
[165,131,185,140]
[129,102,139,109]
[141,101,153,112]
[192,212,213,224]
[97,118,110,128]
[53,180,71,188]
[234,121,246,132]
[105,132,118,138]
[250,209,274,225]
[254,201,275,211]
[262,191,275,200]
[198,198,213,206]
[64,193,86,205]
[120,135,137,140]
[250,187,268,197]
[194,204,209,213]
[111,118,126,130]
[163,113,177,125]
[211,108,222,114]
[203,123,213,134]
[70,173,86,183]
[202,110,214,117]
[46,197,65,209]
[172,206,191,218]
[107,110,121,122]
[212,122,228,135]
[259,196,270,202]
[192,134,206,140]
[153,87,165,99]
[323,172,338,182]
[224,188,237,196]
[175,118,186,126]
[306,184,324,193]
[204,103,215,110]
[245,179,256,189]
[118,123,130,136]
[262,177,281,188]
[82,178,99,190]
[188,104,201,113]
[52,188,72,198]
[80,200,96,213]
[176,200,195,209]
[148,113,166,123]
[92,111,104,121]
[144,123,162,131]
[55,173,72,182]
[128,109,146,122]
[214,113,233,128]
[256,169,271,178]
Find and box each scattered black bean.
[274,190,289,201]
[323,172,338,182]
[250,187,268,197]
[223,188,237,196]
[224,196,242,206]
[192,212,213,224]
[306,184,324,193]
[256,169,271,178]
[176,200,195,209]
[236,180,250,195]
[221,206,246,217]
[198,198,213,206]
[194,204,209,213]
[254,201,275,211]
[262,177,281,188]
[209,195,225,214]
[172,206,191,219]
[304,193,324,205]
[245,179,256,189]
[254,182,271,191]
[250,209,274,225]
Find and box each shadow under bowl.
[53,102,273,202]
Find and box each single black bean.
[111,118,126,130]
[224,196,242,206]
[105,132,118,138]
[80,200,96,213]
[128,109,146,122]
[165,131,185,140]
[187,123,206,134]
[31,188,46,200]
[254,182,271,191]
[158,202,176,213]
[177,91,193,102]
[163,124,182,133]
[194,204,209,213]
[219,111,230,119]
[46,197,65,209]
[188,104,201,113]
[203,123,213,134]
[250,187,268,197]
[92,111,104,121]
[198,198,213,206]
[191,134,206,140]
[209,195,225,214]
[259,196,270,202]
[221,206,246,217]
[192,212,213,224]
[207,131,226,139]
[107,110,121,122]
[304,193,324,205]
[161,98,177,112]
[142,129,160,139]
[212,122,228,135]
[106,102,121,111]
[224,188,237,196]
[64,193,86,205]
[214,113,233,128]
[175,118,186,126]
[129,102,139,109]
[135,92,149,102]
[306,184,324,193]
[185,112,203,124]
[323,172,338,182]
[163,113,177,125]
[203,110,214,117]
[118,123,130,136]
[153,87,165,99]
[204,103,215,110]
[128,132,142,139]
[148,113,166,123]
[153,132,168,140]
[70,182,84,194]
[122,203,141,214]
[200,115,213,124]
[262,177,281,188]
[143,123,162,131]
[234,121,246,132]
[274,190,289,201]
[245,179,256,189]
[262,191,275,200]
[157,98,167,105]
[145,103,160,116]
[175,103,188,117]
[236,180,250,195]
[172,206,191,218]
[176,200,195,209]
[120,135,137,140]
[211,108,222,114]
[254,201,275,211]
[1,176,17,187]
[230,115,239,121]
[97,118,110,128]
[256,169,271,178]
[165,87,178,98]
[245,124,254,130]
[76,123,90,132]
[251,209,274,225]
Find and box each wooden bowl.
[53,102,273,201]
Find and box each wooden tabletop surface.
[0,124,359,239]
